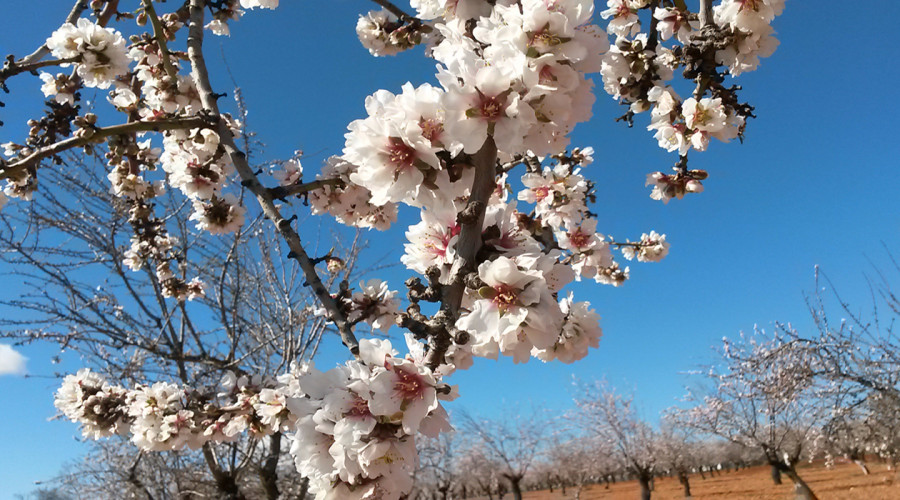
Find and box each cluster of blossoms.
[292,337,452,499]
[307,155,398,230]
[325,1,659,371]
[620,230,670,262]
[55,368,296,451]
[56,337,452,500]
[1,18,131,201]
[347,279,403,333]
[597,0,785,200]
[45,18,130,89]
[356,10,428,57]
[714,0,784,76]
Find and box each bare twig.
[186,0,360,356]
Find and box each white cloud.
[0,344,27,375]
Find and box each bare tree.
[459,408,549,500]
[572,381,657,500]
[675,331,824,500]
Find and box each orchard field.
[508,462,899,500]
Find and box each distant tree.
[460,408,549,500]
[572,381,658,500]
[676,331,824,500]
[656,415,701,498]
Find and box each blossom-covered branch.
[0,116,208,181]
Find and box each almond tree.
[656,415,700,498]
[544,434,612,500]
[459,409,549,500]
[0,0,788,498]
[726,264,900,473]
[675,331,825,500]
[412,430,462,500]
[572,381,658,500]
[455,444,503,500]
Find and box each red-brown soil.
[509,461,900,499]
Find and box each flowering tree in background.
[572,381,659,500]
[459,408,550,500]
[0,0,786,498]
[717,262,900,475]
[655,415,700,498]
[675,331,825,500]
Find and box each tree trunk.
[259,433,281,500]
[678,472,692,498]
[699,468,706,480]
[638,475,652,500]
[782,466,819,500]
[770,464,782,485]
[298,477,310,500]
[509,477,523,500]
[201,444,245,500]
[852,458,870,475]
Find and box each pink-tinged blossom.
[189,193,246,235]
[348,280,401,333]
[272,158,302,186]
[653,6,694,43]
[600,0,645,38]
[308,156,398,231]
[344,90,442,206]
[456,255,563,362]
[402,204,461,275]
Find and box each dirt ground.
[511,461,900,499]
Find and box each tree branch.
[0,116,208,181]
[142,0,178,81]
[425,138,497,369]
[369,0,418,23]
[12,0,87,68]
[269,177,343,199]
[186,0,360,356]
[699,0,715,28]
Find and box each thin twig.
[0,116,208,181]
[142,0,178,80]
[186,0,360,356]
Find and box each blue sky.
[2,0,899,497]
